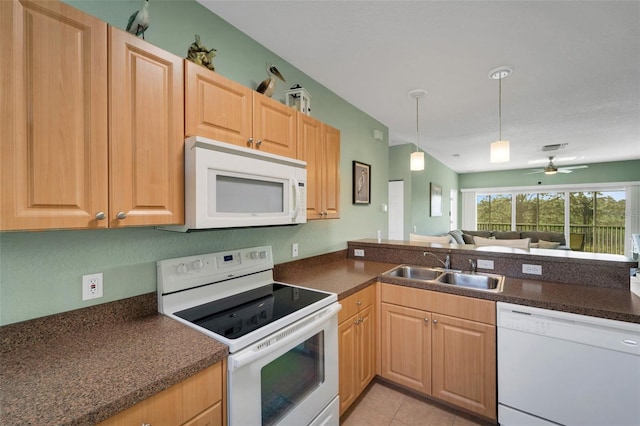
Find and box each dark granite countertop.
[276,256,640,324]
[0,294,228,425]
[2,249,638,425]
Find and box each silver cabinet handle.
[433,319,438,324]
[356,301,362,306]
[247,137,254,146]
[424,318,430,323]
[95,212,106,220]
[116,211,127,219]
[256,139,262,146]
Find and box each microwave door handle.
[292,178,301,218]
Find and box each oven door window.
[213,174,284,214]
[261,331,325,426]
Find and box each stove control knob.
[192,259,204,271]
[250,251,258,259]
[259,251,267,259]
[176,263,188,275]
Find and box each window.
[477,194,511,231]
[472,187,627,255]
[516,192,565,234]
[570,191,626,254]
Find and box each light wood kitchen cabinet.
[185,61,297,158]
[297,114,340,220]
[379,283,497,420]
[99,360,225,426]
[338,285,375,415]
[109,27,184,227]
[380,303,432,395]
[1,0,184,231]
[431,313,496,419]
[1,0,108,230]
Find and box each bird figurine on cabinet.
[186,34,217,71]
[256,63,285,98]
[126,0,150,40]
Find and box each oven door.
[227,303,341,426]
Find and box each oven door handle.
[230,303,341,371]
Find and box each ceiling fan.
[524,156,589,175]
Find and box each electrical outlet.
[477,259,494,270]
[354,249,365,257]
[522,264,542,275]
[82,273,103,300]
[292,243,299,258]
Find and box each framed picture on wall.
[352,161,371,204]
[430,182,442,217]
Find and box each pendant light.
[409,89,427,171]
[489,66,513,163]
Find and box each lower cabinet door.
[380,303,431,395]
[338,316,357,415]
[356,305,375,391]
[431,313,497,420]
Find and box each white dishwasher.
[497,302,640,426]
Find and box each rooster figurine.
[256,63,285,98]
[126,0,150,39]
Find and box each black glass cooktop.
[175,283,329,339]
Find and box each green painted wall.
[0,0,390,325]
[459,160,640,189]
[389,144,459,238]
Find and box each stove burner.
[174,283,328,340]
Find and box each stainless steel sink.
[437,272,503,292]
[384,265,442,281]
[382,265,504,293]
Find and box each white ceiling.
[197,0,640,173]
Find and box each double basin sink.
[383,265,504,292]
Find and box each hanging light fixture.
[408,89,427,171]
[489,66,513,163]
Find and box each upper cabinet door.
[297,114,324,219]
[252,94,297,158]
[1,0,108,231]
[185,61,252,147]
[109,27,184,227]
[322,124,341,219]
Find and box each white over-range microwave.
[161,136,307,231]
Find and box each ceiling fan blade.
[562,165,589,170]
[558,169,573,173]
[522,169,544,175]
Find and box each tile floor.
[340,380,495,426]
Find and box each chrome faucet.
[423,251,451,269]
[469,259,477,273]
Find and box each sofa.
[448,229,569,249]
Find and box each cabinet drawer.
[99,361,223,426]
[380,283,433,311]
[380,283,496,325]
[339,285,374,323]
[183,401,223,426]
[431,292,496,325]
